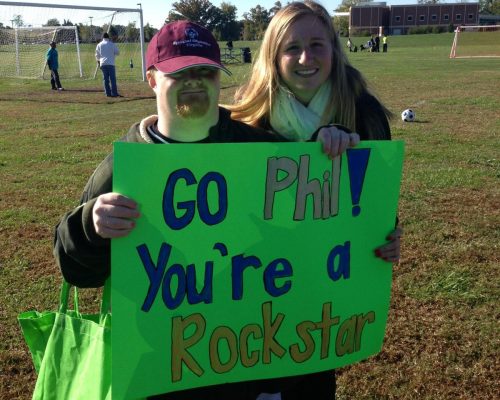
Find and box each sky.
[1,0,458,30]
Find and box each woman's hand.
[92,192,140,239]
[317,126,360,158]
[375,226,403,263]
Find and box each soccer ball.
[401,109,415,122]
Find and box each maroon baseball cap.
[146,20,231,75]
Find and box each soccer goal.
[0,26,83,79]
[450,25,500,59]
[0,1,146,80]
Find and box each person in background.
[369,34,375,52]
[347,37,353,52]
[227,3,403,396]
[375,33,381,52]
[95,32,120,97]
[54,19,347,400]
[46,41,63,91]
[382,34,388,52]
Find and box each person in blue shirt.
[46,41,63,91]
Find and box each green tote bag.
[18,280,111,400]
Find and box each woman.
[229,1,392,139]
[227,1,402,398]
[228,0,400,261]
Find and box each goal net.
[0,2,145,80]
[450,25,500,59]
[0,26,82,79]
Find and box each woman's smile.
[295,68,319,77]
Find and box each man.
[382,34,388,52]
[95,32,120,97]
[46,41,63,91]
[54,20,347,400]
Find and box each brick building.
[349,2,480,35]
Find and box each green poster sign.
[112,141,404,399]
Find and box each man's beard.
[176,92,210,119]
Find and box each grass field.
[0,32,499,399]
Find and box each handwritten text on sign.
[112,141,404,399]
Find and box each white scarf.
[270,82,331,141]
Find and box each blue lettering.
[163,168,196,230]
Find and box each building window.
[456,14,462,21]
[395,16,401,22]
[468,13,474,20]
[420,15,425,22]
[444,14,449,21]
[431,14,437,21]
[408,15,413,22]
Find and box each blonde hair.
[227,1,387,134]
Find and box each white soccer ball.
[401,109,415,122]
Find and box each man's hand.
[92,193,140,239]
[374,226,403,263]
[317,126,360,158]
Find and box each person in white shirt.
[95,32,120,97]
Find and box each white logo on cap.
[185,28,198,40]
[172,27,211,48]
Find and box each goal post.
[0,1,146,81]
[0,26,82,79]
[450,25,500,59]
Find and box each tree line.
[166,0,500,40]
[166,0,283,40]
[2,0,498,42]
